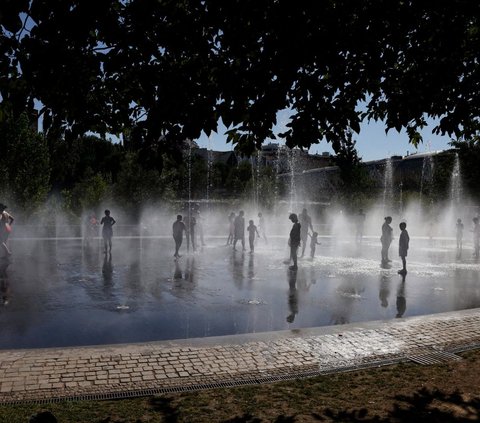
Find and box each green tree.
[0,113,50,213]
[2,1,480,157]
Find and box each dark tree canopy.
[1,0,480,154]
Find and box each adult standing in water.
[299,208,313,257]
[172,214,186,259]
[380,216,393,265]
[233,210,246,251]
[0,204,14,256]
[288,213,301,270]
[100,209,116,254]
[227,212,235,245]
[456,218,464,251]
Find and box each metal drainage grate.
[408,350,462,365]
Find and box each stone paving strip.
[1,308,480,403]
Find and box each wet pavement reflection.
[0,236,480,348]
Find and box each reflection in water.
[379,273,391,308]
[0,258,11,306]
[248,253,255,281]
[396,275,407,318]
[102,253,113,284]
[286,269,298,323]
[231,251,245,288]
[184,257,195,283]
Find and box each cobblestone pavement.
[1,309,480,403]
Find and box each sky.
[197,110,453,162]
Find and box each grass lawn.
[1,349,479,422]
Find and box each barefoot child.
[247,220,260,253]
[309,231,321,259]
[398,222,409,275]
[101,209,116,253]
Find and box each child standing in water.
[381,216,393,264]
[398,222,410,275]
[309,231,321,259]
[101,209,116,253]
[172,215,186,258]
[456,218,464,250]
[0,204,14,256]
[288,213,301,270]
[247,220,260,253]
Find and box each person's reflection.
[247,253,255,282]
[286,270,299,323]
[102,253,113,284]
[396,274,407,318]
[231,251,245,288]
[379,273,391,308]
[0,258,11,306]
[184,256,195,283]
[174,260,183,280]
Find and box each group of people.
[227,211,268,252]
[456,217,480,259]
[380,216,410,275]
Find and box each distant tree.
[0,113,50,213]
[334,133,374,210]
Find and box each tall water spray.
[419,154,434,207]
[206,136,213,207]
[274,145,282,216]
[288,148,297,212]
[382,158,393,214]
[450,153,462,208]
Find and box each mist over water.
[1,149,479,349]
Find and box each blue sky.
[197,110,453,162]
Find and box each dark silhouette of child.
[299,208,313,257]
[257,212,268,243]
[456,218,464,250]
[172,215,186,258]
[398,222,409,275]
[309,231,321,259]
[288,213,301,270]
[381,216,393,264]
[233,210,246,251]
[0,203,14,256]
[100,209,116,253]
[356,209,366,243]
[227,212,235,245]
[247,220,260,253]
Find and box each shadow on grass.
[321,387,480,422]
[148,397,179,423]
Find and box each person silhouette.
[380,216,393,265]
[309,231,321,259]
[184,211,196,252]
[100,209,116,254]
[227,212,235,245]
[456,218,464,250]
[398,222,410,275]
[247,220,260,253]
[0,203,14,257]
[233,210,246,251]
[172,215,186,258]
[257,212,268,243]
[299,208,313,257]
[288,213,301,270]
[356,209,366,244]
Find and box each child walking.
[101,209,116,254]
[309,231,321,259]
[398,222,410,275]
[247,220,260,253]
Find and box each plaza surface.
[0,307,480,403]
[0,234,480,403]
